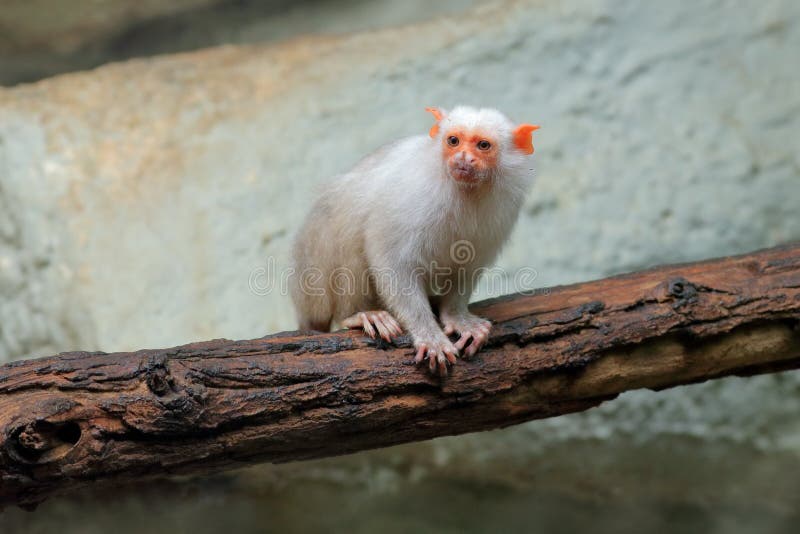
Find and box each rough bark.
[1,244,799,509]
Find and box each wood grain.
[2,244,799,509]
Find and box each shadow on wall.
[2,434,800,533]
[0,0,479,86]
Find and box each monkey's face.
[441,129,499,185]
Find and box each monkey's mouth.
[450,165,480,184]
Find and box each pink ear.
[512,124,541,154]
[425,107,445,138]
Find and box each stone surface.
[0,0,799,516]
[0,0,480,85]
[0,0,219,53]
[0,0,222,84]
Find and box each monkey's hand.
[341,311,403,343]
[413,331,459,376]
[440,311,492,359]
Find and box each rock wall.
[0,0,480,85]
[0,0,223,84]
[1,0,799,509]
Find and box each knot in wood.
[7,421,81,464]
[18,425,48,452]
[144,355,175,396]
[667,277,698,307]
[578,301,605,315]
[146,367,174,396]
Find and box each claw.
[413,336,458,376]
[342,310,403,342]
[454,333,472,351]
[414,344,427,364]
[430,352,447,376]
[441,314,492,359]
[360,313,377,338]
[382,313,403,336]
[372,314,392,342]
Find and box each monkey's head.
[426,106,539,187]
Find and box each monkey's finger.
[443,349,458,365]
[443,324,455,336]
[360,313,377,339]
[462,339,478,358]
[389,323,403,337]
[371,315,393,342]
[383,314,403,336]
[465,334,487,358]
[436,354,449,376]
[414,344,427,364]
[341,315,361,329]
[454,333,473,351]
[428,351,438,374]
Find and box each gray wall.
[1,0,799,516]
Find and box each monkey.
[290,106,539,375]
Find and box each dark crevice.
[6,420,82,465]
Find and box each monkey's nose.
[456,151,476,165]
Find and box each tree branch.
[2,244,799,509]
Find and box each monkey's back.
[289,140,415,330]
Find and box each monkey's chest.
[418,219,488,271]
[404,197,508,273]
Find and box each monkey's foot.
[342,311,403,343]
[413,335,459,376]
[441,313,492,358]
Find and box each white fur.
[291,106,535,359]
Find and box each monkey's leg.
[341,311,403,343]
[299,317,332,332]
[293,294,333,332]
[371,272,458,375]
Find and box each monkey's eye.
[446,136,460,147]
[477,140,492,151]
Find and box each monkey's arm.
[371,261,458,375]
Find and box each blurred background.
[1,0,799,532]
